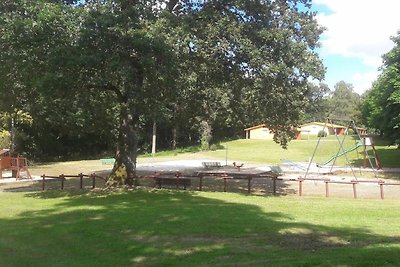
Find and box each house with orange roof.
[244,124,274,140]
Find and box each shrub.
[0,130,11,149]
[317,130,327,137]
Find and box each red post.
[42,174,46,191]
[352,181,357,199]
[248,176,252,194]
[272,177,277,195]
[223,178,227,192]
[379,180,384,200]
[79,173,83,189]
[199,175,203,191]
[60,174,65,190]
[175,173,179,189]
[324,179,329,198]
[91,173,96,189]
[298,178,303,196]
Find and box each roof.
[300,122,346,129]
[244,124,268,131]
[0,149,10,156]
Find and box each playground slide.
[318,142,363,167]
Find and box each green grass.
[172,136,399,168]
[0,190,399,266]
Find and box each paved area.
[1,159,399,199]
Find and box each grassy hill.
[196,136,400,168]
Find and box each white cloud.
[315,0,400,68]
[351,71,379,95]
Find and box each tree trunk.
[106,101,137,187]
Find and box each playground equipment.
[317,140,364,167]
[317,136,381,170]
[361,136,382,169]
[0,149,32,180]
[305,119,381,179]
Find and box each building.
[244,124,274,140]
[298,122,347,138]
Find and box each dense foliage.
[362,32,400,146]
[0,0,325,184]
[300,81,362,125]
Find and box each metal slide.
[317,141,363,167]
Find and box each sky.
[311,0,400,95]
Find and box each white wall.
[249,128,274,139]
[300,124,329,135]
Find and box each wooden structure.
[41,173,106,191]
[244,124,275,140]
[0,149,11,179]
[196,170,281,194]
[297,177,400,200]
[0,149,32,180]
[362,136,382,170]
[298,122,347,137]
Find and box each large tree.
[362,32,400,146]
[0,0,325,185]
[327,81,361,122]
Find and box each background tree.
[327,81,361,123]
[0,0,325,185]
[362,32,400,146]
[300,82,330,122]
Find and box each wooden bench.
[202,162,222,168]
[154,176,192,190]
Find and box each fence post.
[60,174,65,190]
[42,174,46,191]
[175,172,179,189]
[79,173,83,189]
[379,180,385,200]
[199,174,203,191]
[298,177,303,196]
[324,179,329,198]
[272,176,277,195]
[223,177,227,192]
[92,173,96,189]
[248,176,252,194]
[351,181,357,199]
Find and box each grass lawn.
[0,190,399,266]
[201,137,400,168]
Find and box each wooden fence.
[39,171,400,200]
[41,173,106,191]
[297,177,400,200]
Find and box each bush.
[0,130,11,149]
[317,130,327,137]
[209,143,224,151]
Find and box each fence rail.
[41,173,106,191]
[38,171,400,200]
[297,176,400,199]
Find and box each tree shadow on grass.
[0,190,399,266]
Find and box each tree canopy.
[362,32,400,146]
[0,0,325,185]
[328,81,361,122]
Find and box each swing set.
[304,118,381,179]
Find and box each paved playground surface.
[1,159,399,199]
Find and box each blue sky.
[311,0,400,95]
